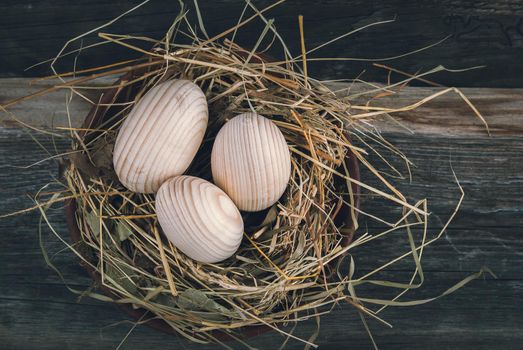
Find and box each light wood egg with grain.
[155,176,244,263]
[113,80,208,193]
[211,112,291,212]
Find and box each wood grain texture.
[0,78,97,127]
[156,176,243,263]
[1,1,523,87]
[113,79,208,193]
[0,81,522,349]
[3,79,522,137]
[211,113,291,212]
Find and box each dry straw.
[2,1,494,347]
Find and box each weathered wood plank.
[2,78,523,135]
[337,84,523,136]
[0,78,100,127]
[0,81,522,349]
[1,1,523,87]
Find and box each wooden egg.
[155,176,244,263]
[211,112,291,212]
[113,80,208,193]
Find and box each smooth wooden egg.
[211,112,291,212]
[113,80,208,193]
[155,176,244,263]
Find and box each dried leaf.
[258,205,278,228]
[92,140,114,170]
[268,231,278,254]
[104,263,139,296]
[70,152,98,178]
[84,210,113,246]
[235,255,258,264]
[176,288,233,316]
[154,293,177,309]
[85,210,101,236]
[291,231,306,258]
[116,221,133,241]
[245,204,278,231]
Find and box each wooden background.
[1,0,523,87]
[0,1,522,349]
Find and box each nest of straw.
[4,1,493,347]
[64,30,363,344]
